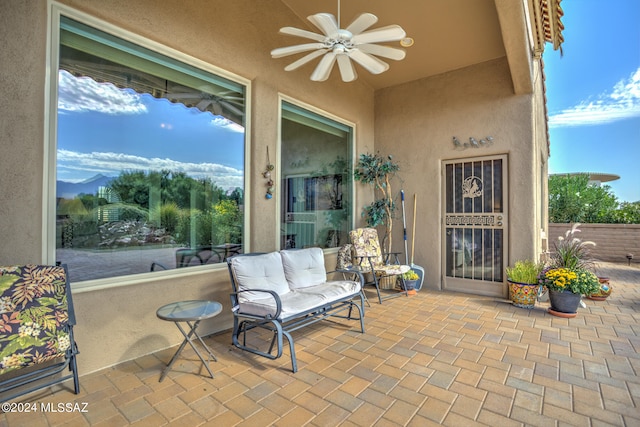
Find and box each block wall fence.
[548,223,640,265]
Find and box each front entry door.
[442,155,508,296]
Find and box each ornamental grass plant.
[539,223,601,296]
[506,260,543,284]
[550,223,596,271]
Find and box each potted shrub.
[506,260,543,308]
[353,152,400,255]
[541,223,601,317]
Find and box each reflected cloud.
[210,117,245,133]
[58,149,243,189]
[58,70,147,115]
[549,68,640,128]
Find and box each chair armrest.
[381,252,402,265]
[150,262,168,271]
[328,268,366,287]
[231,289,282,319]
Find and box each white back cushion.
[230,252,290,302]
[281,248,327,289]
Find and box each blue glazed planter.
[549,289,582,314]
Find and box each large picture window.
[280,101,353,249]
[53,14,247,283]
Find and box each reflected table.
[156,300,222,382]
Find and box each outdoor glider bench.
[227,248,365,372]
[0,264,79,402]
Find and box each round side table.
[156,300,222,382]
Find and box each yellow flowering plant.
[402,269,419,280]
[538,267,600,295]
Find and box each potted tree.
[353,152,400,255]
[506,260,543,308]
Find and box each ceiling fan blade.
[167,93,203,99]
[357,44,406,61]
[348,49,389,74]
[346,13,378,35]
[336,55,357,82]
[211,102,223,116]
[284,49,328,71]
[218,100,244,116]
[279,26,326,42]
[271,43,326,58]
[308,13,339,37]
[195,99,212,111]
[352,25,406,44]
[310,52,337,81]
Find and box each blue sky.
[57,71,245,191]
[543,0,640,203]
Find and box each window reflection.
[55,16,246,282]
[280,102,353,249]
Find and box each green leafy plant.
[506,260,543,284]
[353,152,400,254]
[538,267,600,295]
[402,269,419,280]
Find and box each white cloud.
[58,70,147,115]
[58,149,243,189]
[210,117,245,133]
[549,68,640,128]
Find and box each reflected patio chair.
[349,228,411,303]
[150,246,227,271]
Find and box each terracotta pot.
[587,277,612,301]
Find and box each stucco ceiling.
[277,0,507,89]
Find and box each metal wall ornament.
[264,147,275,199]
[452,136,494,150]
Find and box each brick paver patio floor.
[2,262,638,426]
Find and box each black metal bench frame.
[227,254,365,372]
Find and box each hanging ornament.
[264,147,275,199]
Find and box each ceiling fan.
[165,85,244,117]
[271,2,407,82]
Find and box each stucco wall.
[0,0,374,374]
[375,58,542,293]
[548,223,640,265]
[1,0,546,375]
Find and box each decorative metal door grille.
[443,157,507,289]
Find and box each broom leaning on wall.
[401,191,425,291]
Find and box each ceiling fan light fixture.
[400,37,414,47]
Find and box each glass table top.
[156,300,222,322]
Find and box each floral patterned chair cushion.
[335,244,354,270]
[349,228,410,303]
[0,265,74,374]
[349,228,410,275]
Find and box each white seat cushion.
[230,252,290,303]
[281,248,327,290]
[239,280,361,320]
